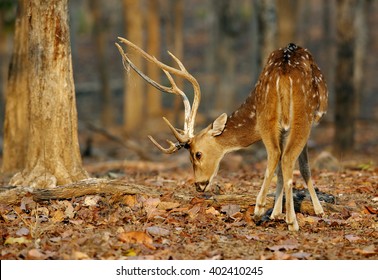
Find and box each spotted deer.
[116,38,328,231]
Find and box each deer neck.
[216,89,261,150]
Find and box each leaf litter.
[1,148,378,260]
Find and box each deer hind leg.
[271,131,287,219]
[270,161,284,219]
[254,132,281,218]
[298,144,324,215]
[281,127,311,231]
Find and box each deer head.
[116,37,230,192]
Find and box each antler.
[115,37,201,153]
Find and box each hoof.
[270,213,284,220]
[254,205,265,218]
[287,221,299,231]
[314,207,325,216]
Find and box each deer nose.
[195,181,209,192]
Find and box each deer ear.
[210,113,228,136]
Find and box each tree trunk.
[146,0,162,119]
[90,0,113,127]
[334,0,356,154]
[276,0,298,46]
[123,0,144,133]
[8,0,88,188]
[256,0,277,66]
[202,0,219,119]
[0,5,13,135]
[2,0,29,174]
[353,0,367,118]
[172,0,184,126]
[214,0,238,113]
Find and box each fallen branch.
[0,178,160,205]
[0,179,346,215]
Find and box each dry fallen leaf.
[363,206,378,215]
[206,206,220,216]
[144,197,161,208]
[124,248,138,257]
[268,238,299,252]
[220,204,240,217]
[243,206,255,225]
[118,231,156,250]
[16,227,30,236]
[190,197,205,205]
[268,244,298,252]
[354,245,376,256]
[63,201,75,219]
[157,201,180,210]
[124,195,138,207]
[187,204,201,219]
[345,234,361,243]
[51,210,65,223]
[146,226,170,237]
[27,249,46,260]
[72,251,90,260]
[276,251,297,260]
[4,236,31,245]
[291,251,311,259]
[20,196,36,212]
[83,195,101,207]
[301,216,320,225]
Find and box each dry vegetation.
[0,124,377,260]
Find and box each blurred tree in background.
[0,0,16,135]
[1,0,27,173]
[90,0,113,127]
[0,0,377,166]
[123,0,144,133]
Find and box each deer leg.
[254,136,281,218]
[270,161,284,219]
[281,128,311,231]
[271,131,287,219]
[298,144,324,215]
[281,156,299,231]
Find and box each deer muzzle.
[194,181,210,192]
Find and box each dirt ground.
[0,122,377,260]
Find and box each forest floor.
[0,122,377,260]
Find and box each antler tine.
[162,117,189,143]
[167,51,187,71]
[147,136,182,154]
[117,37,201,138]
[166,50,201,138]
[116,43,175,95]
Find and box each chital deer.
[116,38,328,231]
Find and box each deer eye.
[195,152,202,160]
